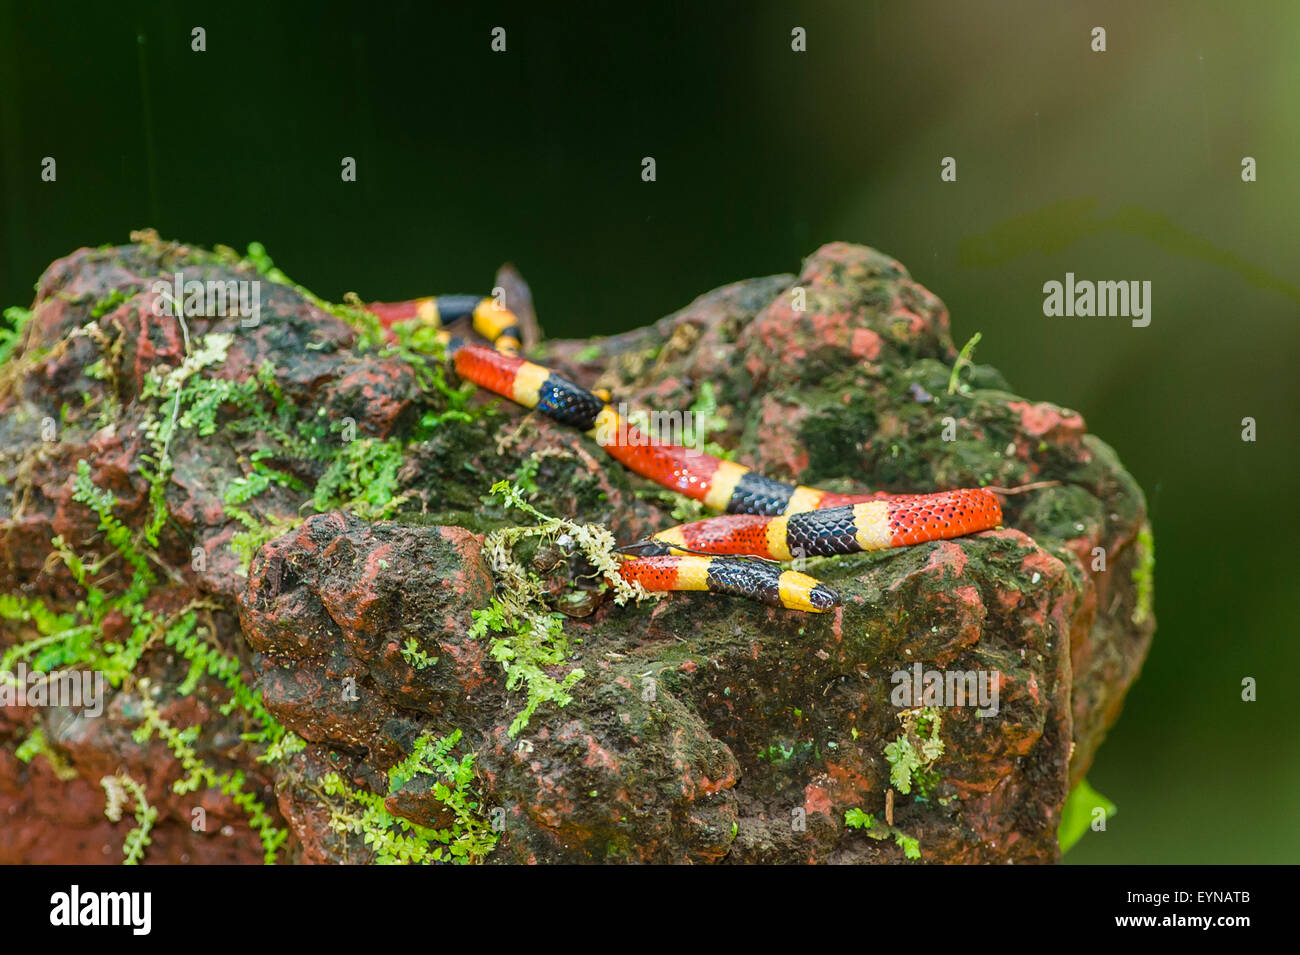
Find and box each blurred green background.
[1,1,1295,862]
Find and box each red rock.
[0,239,1153,864]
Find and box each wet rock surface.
[0,238,1153,863]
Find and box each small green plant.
[1058,778,1117,853]
[509,454,543,497]
[0,305,32,364]
[883,706,945,798]
[3,463,291,862]
[471,478,650,736]
[843,808,921,859]
[101,772,158,865]
[318,729,497,864]
[15,726,79,781]
[401,637,438,670]
[470,599,585,737]
[947,330,982,395]
[243,241,290,284]
[636,487,709,523]
[227,507,302,576]
[310,433,409,519]
[257,731,306,765]
[158,608,281,744]
[0,595,80,679]
[757,742,797,763]
[89,288,131,319]
[686,381,732,458]
[139,330,238,545]
[225,456,308,506]
[132,683,288,864]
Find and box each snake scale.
[365,293,1003,613]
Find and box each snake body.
[367,294,1003,613]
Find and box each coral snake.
[365,294,1003,613]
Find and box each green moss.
[89,288,131,319]
[1131,522,1155,626]
[798,395,880,485]
[128,299,481,572]
[311,434,409,518]
[637,488,709,523]
[470,598,586,738]
[1018,485,1105,541]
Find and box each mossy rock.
[0,238,1152,864]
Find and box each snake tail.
[369,294,524,352]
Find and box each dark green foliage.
[0,306,32,364]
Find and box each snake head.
[807,583,841,612]
[615,539,675,558]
